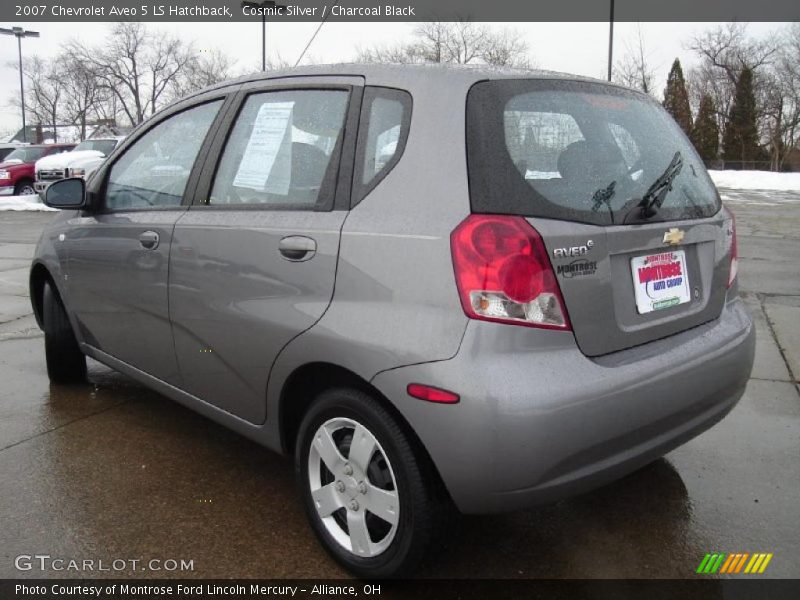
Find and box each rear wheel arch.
[278,362,447,491]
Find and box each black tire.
[42,281,87,383]
[295,387,455,578]
[14,179,35,196]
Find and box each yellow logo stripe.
[758,554,773,573]
[744,554,759,573]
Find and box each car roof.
[185,62,641,102]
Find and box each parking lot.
[0,197,798,579]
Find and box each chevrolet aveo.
[31,65,755,577]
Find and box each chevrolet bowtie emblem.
[663,228,685,246]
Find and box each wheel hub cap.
[308,417,400,558]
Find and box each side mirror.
[44,177,86,209]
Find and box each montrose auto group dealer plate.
[630,250,691,314]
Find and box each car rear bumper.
[0,186,15,196]
[371,297,755,514]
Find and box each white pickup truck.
[34,137,125,195]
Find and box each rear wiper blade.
[638,151,683,219]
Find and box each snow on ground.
[709,170,800,192]
[0,196,56,212]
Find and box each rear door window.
[208,90,349,209]
[467,80,720,225]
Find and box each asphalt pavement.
[0,198,798,579]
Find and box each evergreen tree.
[722,67,763,163]
[663,59,693,136]
[691,94,720,161]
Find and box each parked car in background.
[34,137,125,195]
[0,142,26,163]
[31,65,754,577]
[0,144,76,196]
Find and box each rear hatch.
[466,78,734,356]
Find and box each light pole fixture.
[0,26,40,143]
[241,0,287,72]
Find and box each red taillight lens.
[450,214,571,330]
[726,207,738,288]
[407,384,460,404]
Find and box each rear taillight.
[450,214,571,330]
[726,207,738,288]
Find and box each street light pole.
[607,0,615,82]
[241,0,287,72]
[17,36,25,141]
[1,27,40,143]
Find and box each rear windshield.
[466,79,720,226]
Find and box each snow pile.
[0,196,57,212]
[709,170,800,192]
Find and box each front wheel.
[14,180,36,196]
[42,281,86,383]
[296,388,454,578]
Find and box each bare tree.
[479,28,534,68]
[768,23,800,169]
[686,23,779,166]
[355,42,425,64]
[7,55,64,141]
[687,23,777,86]
[67,22,194,126]
[355,22,533,68]
[411,21,453,63]
[59,51,108,140]
[613,25,655,95]
[170,48,235,100]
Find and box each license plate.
[630,249,691,314]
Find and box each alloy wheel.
[307,417,400,558]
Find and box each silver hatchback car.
[31,65,754,577]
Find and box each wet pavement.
[0,200,798,579]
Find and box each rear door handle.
[279,235,316,261]
[139,230,160,250]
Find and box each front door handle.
[279,235,316,261]
[139,230,160,250]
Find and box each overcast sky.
[0,21,780,135]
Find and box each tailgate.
[530,211,733,356]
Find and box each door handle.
[139,230,160,250]
[279,235,316,261]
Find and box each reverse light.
[407,384,460,404]
[725,207,738,288]
[451,214,571,330]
